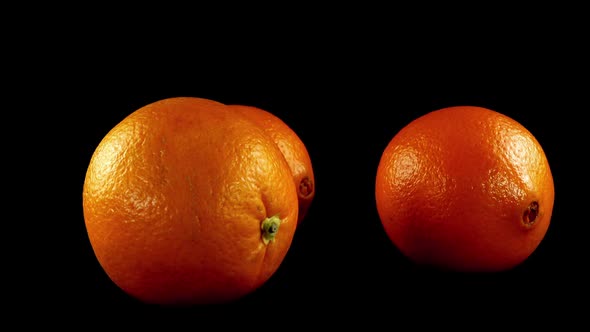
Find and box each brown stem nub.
[299,177,314,198]
[523,201,539,226]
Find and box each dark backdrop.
[36,15,586,326]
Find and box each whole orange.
[82,97,299,305]
[375,105,555,272]
[229,105,315,224]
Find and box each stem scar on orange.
[228,105,315,224]
[375,105,555,272]
[82,97,299,305]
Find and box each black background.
[26,8,587,326]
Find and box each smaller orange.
[229,105,315,224]
[375,105,555,272]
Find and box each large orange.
[229,105,315,224]
[375,105,555,272]
[82,96,299,305]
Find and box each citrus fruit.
[229,105,315,224]
[375,105,555,272]
[82,96,299,305]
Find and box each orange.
[229,105,315,224]
[82,96,299,305]
[375,105,555,272]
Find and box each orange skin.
[228,105,315,224]
[83,97,299,305]
[375,106,555,272]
